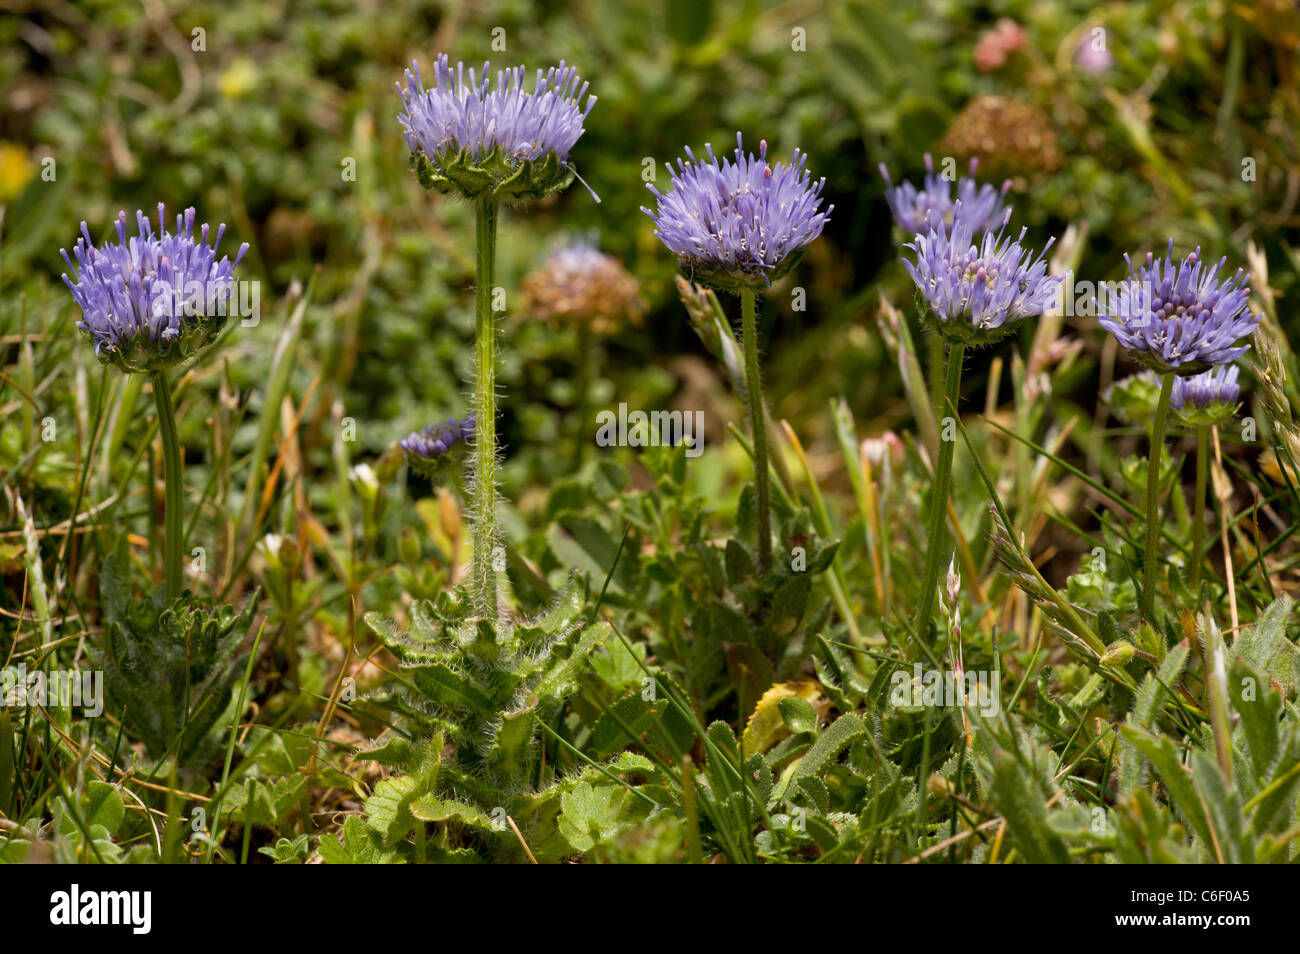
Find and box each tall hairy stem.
[1191,422,1209,596]
[740,288,771,575]
[472,199,500,620]
[1143,371,1175,621]
[151,369,184,602]
[915,342,965,636]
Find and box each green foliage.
[4,0,1300,868]
[358,572,622,859]
[90,549,259,770]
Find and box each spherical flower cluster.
[642,133,832,292]
[521,238,644,335]
[940,96,1063,181]
[1172,364,1242,426]
[1098,241,1261,375]
[902,206,1061,346]
[397,53,595,201]
[401,415,475,479]
[61,206,247,375]
[880,154,1010,237]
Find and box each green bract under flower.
[410,145,575,202]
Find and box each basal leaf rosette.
[398,54,594,202]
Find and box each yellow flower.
[0,142,36,203]
[218,59,259,101]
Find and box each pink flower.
[974,18,1026,72]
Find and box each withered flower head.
[521,237,645,335]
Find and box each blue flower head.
[1172,364,1242,426]
[401,415,475,479]
[641,133,832,292]
[880,154,1011,238]
[398,54,595,202]
[61,205,248,375]
[902,205,1061,346]
[1099,241,1261,375]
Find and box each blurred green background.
[3,0,1298,492]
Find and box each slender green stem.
[571,324,591,470]
[151,369,183,601]
[1191,423,1209,596]
[914,342,965,637]
[1143,371,1175,621]
[472,198,500,620]
[740,288,771,575]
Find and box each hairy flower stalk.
[901,203,1061,633]
[642,133,831,574]
[1099,243,1260,619]
[152,371,184,600]
[399,54,595,619]
[1172,365,1242,594]
[473,200,500,617]
[1145,372,1175,619]
[740,288,771,572]
[61,206,247,600]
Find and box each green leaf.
[558,782,641,853]
[547,515,635,592]
[592,692,667,756]
[84,781,124,835]
[789,713,864,786]
[798,775,831,815]
[352,736,415,770]
[990,750,1071,864]
[1229,657,1281,781]
[318,816,405,864]
[778,695,818,736]
[591,637,646,691]
[1121,726,1214,850]
[770,574,811,634]
[1233,594,1292,673]
[725,538,756,584]
[1189,750,1250,863]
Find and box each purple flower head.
[1172,364,1242,425]
[397,54,595,201]
[1074,32,1113,73]
[401,414,475,478]
[641,133,832,292]
[1098,241,1261,375]
[880,154,1011,237]
[61,205,248,375]
[902,205,1061,346]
